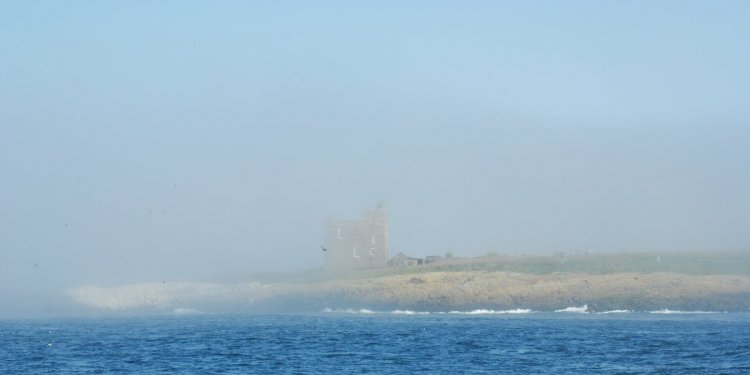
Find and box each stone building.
[387,253,424,267]
[324,205,389,270]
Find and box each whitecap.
[499,308,534,314]
[595,309,631,314]
[448,308,534,315]
[322,308,376,314]
[649,308,720,314]
[555,305,588,313]
[391,310,429,315]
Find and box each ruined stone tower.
[324,205,389,270]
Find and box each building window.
[337,227,343,239]
[369,248,375,256]
[353,246,360,258]
[371,235,376,244]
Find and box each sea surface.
[2,310,749,374]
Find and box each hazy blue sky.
[1,1,749,311]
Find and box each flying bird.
[321,245,327,252]
[34,262,39,268]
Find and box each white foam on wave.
[649,308,721,314]
[595,309,631,314]
[323,308,534,315]
[449,308,534,315]
[555,305,589,313]
[391,310,430,315]
[322,308,375,314]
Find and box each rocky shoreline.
[68,252,750,314]
[263,270,750,313]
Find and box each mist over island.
[4,3,750,375]
[65,205,750,314]
[2,2,749,319]
[67,251,750,314]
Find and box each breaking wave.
[322,308,375,314]
[321,307,733,315]
[448,309,534,315]
[555,305,589,313]
[322,308,533,315]
[322,308,417,315]
[391,310,430,315]
[649,309,723,314]
[595,310,631,314]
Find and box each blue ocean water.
[1,312,749,374]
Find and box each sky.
[1,1,749,314]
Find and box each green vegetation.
[257,251,750,312]
[292,251,750,284]
[423,251,750,276]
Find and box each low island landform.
[68,207,750,314]
[68,250,750,314]
[263,250,750,313]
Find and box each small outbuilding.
[387,253,425,267]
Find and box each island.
[68,251,750,314]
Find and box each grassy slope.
[261,252,750,312]
[340,251,750,278]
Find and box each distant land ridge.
[69,251,750,313]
